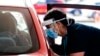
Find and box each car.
[33,0,47,14]
[0,0,54,56]
[33,0,66,14]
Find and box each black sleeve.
[66,23,100,55]
[84,27,100,56]
[47,36,55,46]
[50,44,65,55]
[66,34,86,54]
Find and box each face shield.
[42,18,66,38]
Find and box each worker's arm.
[69,52,84,56]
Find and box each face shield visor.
[42,18,66,38]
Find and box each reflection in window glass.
[11,12,28,32]
[0,10,32,53]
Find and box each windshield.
[0,7,39,54]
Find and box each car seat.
[0,12,17,52]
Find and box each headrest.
[0,12,17,34]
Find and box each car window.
[0,7,39,54]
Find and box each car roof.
[0,0,38,18]
[0,0,33,7]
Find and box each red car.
[34,0,65,14]
[34,2,47,14]
[0,0,55,56]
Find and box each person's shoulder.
[71,23,100,30]
[68,23,89,30]
[72,23,100,35]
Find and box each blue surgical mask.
[46,28,58,38]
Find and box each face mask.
[46,28,58,38]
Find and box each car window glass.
[0,7,39,54]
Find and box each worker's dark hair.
[43,9,68,27]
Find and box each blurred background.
[32,0,100,45]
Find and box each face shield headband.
[42,17,67,26]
